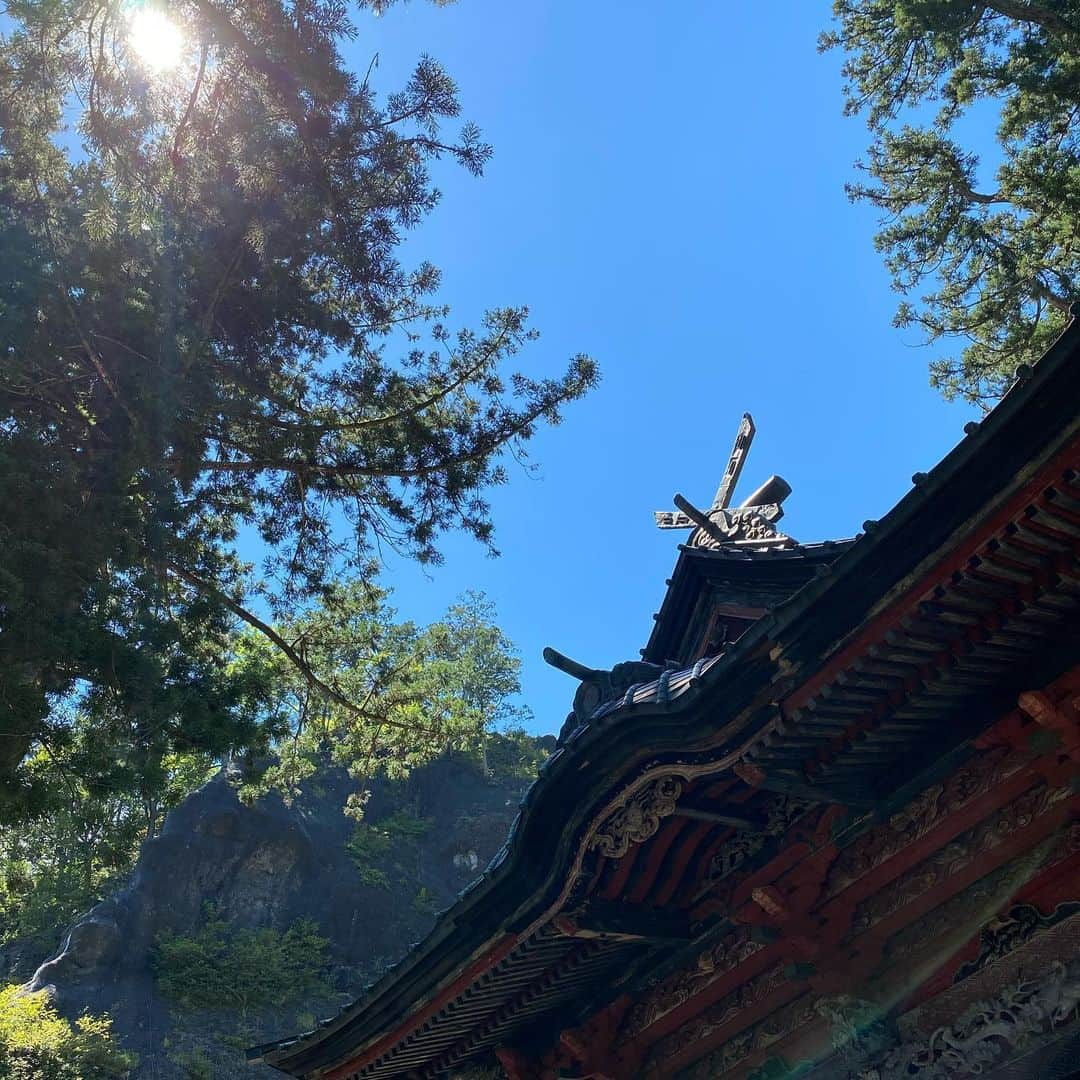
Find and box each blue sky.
[336,1,981,736]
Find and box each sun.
[128,7,185,73]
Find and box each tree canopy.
[822,1,1080,404]
[0,0,595,815]
[0,983,136,1079]
[235,586,531,810]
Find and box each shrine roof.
[253,314,1080,1078]
[642,538,858,665]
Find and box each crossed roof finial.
[654,413,794,549]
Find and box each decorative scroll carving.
[816,995,886,1050]
[652,963,788,1065]
[680,994,819,1079]
[688,505,788,549]
[621,931,765,1038]
[852,782,1071,934]
[682,1029,754,1079]
[826,748,1016,898]
[754,995,820,1052]
[884,844,1053,965]
[590,777,683,860]
[655,502,791,548]
[707,795,812,883]
[956,901,1080,983]
[886,821,1080,970]
[1051,819,1080,863]
[857,959,1080,1079]
[814,995,894,1075]
[682,959,1080,1079]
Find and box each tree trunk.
[0,728,33,790]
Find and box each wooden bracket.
[1019,689,1080,759]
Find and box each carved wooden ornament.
[590,776,683,860]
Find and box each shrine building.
[252,315,1080,1079]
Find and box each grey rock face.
[18,752,540,1078]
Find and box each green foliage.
[161,1014,273,1080]
[0,728,213,972]
[355,866,393,890]
[241,588,532,809]
[348,809,432,859]
[2,586,527,987]
[0,858,100,974]
[153,906,331,1015]
[0,984,135,1079]
[346,823,392,865]
[411,887,439,916]
[347,808,434,890]
[474,728,550,782]
[822,2,1080,403]
[0,0,595,817]
[167,1047,214,1080]
[384,810,435,843]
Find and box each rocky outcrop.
[20,747,549,1077]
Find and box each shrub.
[0,860,103,972]
[345,822,392,866]
[411,887,439,916]
[346,809,433,889]
[0,983,135,1079]
[167,1047,213,1080]
[153,906,332,1015]
[356,867,392,890]
[347,809,432,862]
[477,729,550,781]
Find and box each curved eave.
[256,316,1080,1077]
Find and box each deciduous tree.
[236,587,532,810]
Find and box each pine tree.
[0,0,596,815]
[822,1,1080,403]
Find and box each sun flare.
[128,7,185,73]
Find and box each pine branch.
[172,40,210,162]
[981,1,1080,37]
[165,562,441,739]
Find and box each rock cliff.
[16,744,550,1077]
